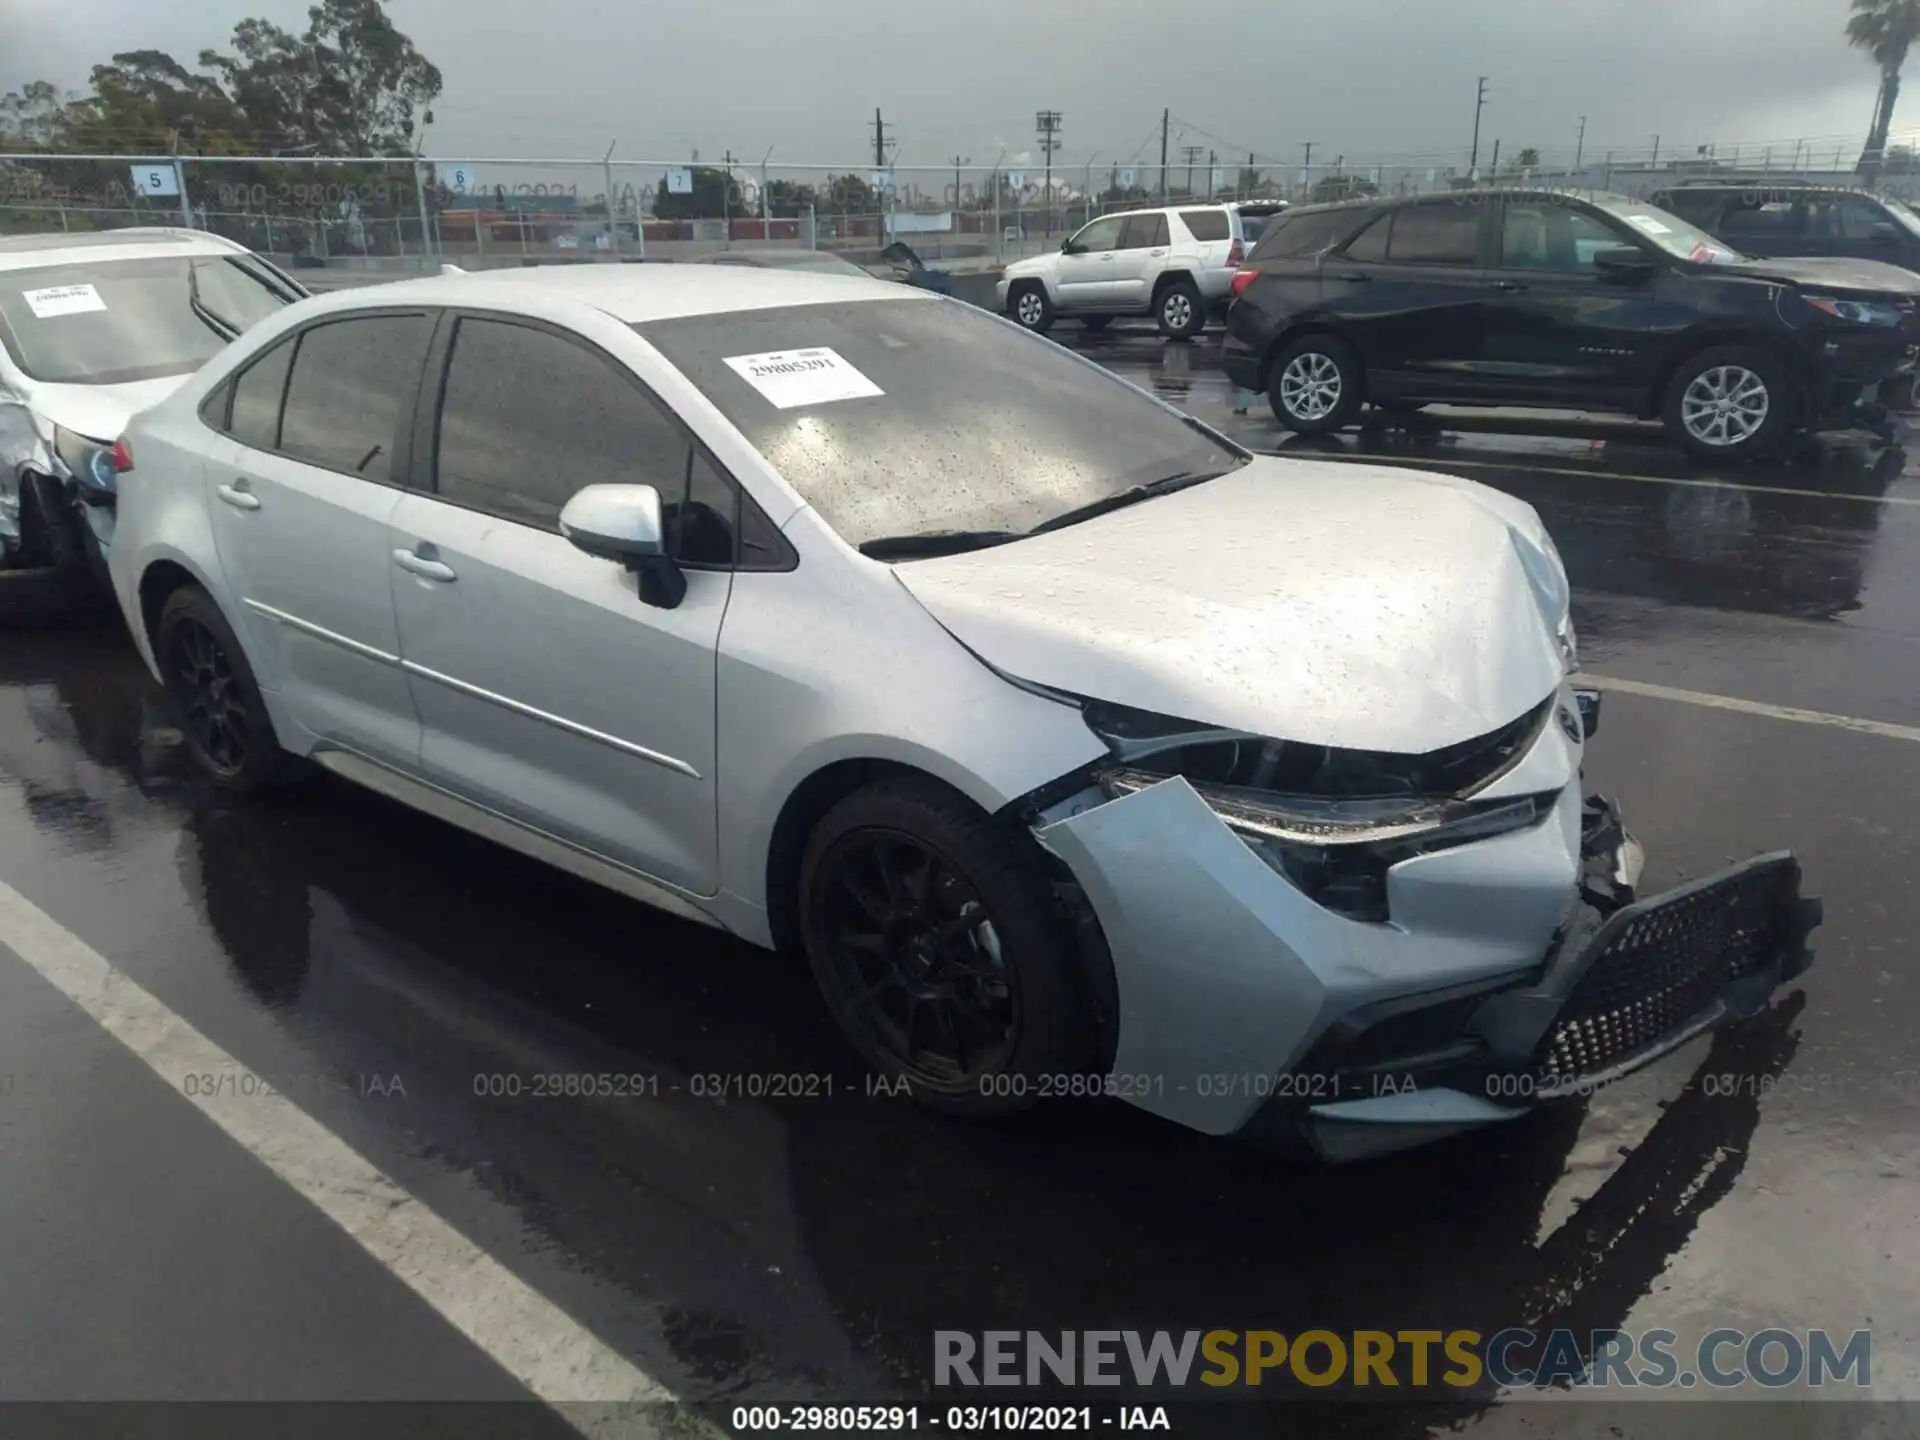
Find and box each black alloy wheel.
[169,615,250,776]
[812,829,1019,1090]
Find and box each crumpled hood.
[891,458,1568,753]
[1724,255,1920,295]
[19,375,188,445]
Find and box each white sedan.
[105,265,1820,1159]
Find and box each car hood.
[1723,255,1920,295]
[1001,253,1052,281]
[891,458,1568,753]
[21,375,189,444]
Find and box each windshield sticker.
[1623,215,1673,237]
[21,283,107,319]
[723,347,883,409]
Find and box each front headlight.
[1803,295,1905,327]
[52,425,118,501]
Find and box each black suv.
[1652,182,1920,274]
[1222,190,1920,458]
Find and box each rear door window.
[227,336,296,451]
[1178,209,1231,242]
[1118,213,1169,249]
[277,313,430,483]
[1385,203,1482,264]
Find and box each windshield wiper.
[1029,467,1228,536]
[858,528,1023,560]
[187,263,239,340]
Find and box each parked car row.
[1217,188,1920,459]
[1,236,1819,1158]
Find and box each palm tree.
[1849,0,1920,182]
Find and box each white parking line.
[0,879,681,1433]
[1255,448,1920,506]
[1583,673,1920,743]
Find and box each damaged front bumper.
[1030,694,1821,1161]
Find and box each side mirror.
[559,483,687,609]
[1060,238,1079,254]
[1593,245,1657,280]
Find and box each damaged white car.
[0,228,304,618]
[106,266,1821,1159]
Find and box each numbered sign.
[444,164,476,195]
[871,170,893,190]
[1006,171,1026,191]
[1118,167,1137,189]
[666,167,693,195]
[128,164,180,198]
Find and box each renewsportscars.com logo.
[934,1328,1873,1391]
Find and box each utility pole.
[1159,108,1170,201]
[1575,116,1587,170]
[1207,148,1217,197]
[1036,110,1063,237]
[1651,133,1661,167]
[1469,75,1489,176]
[1490,138,1501,175]
[1302,139,1314,197]
[722,148,736,246]
[871,108,888,168]
[950,153,968,209]
[1180,144,1204,195]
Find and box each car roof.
[313,262,921,324]
[0,226,249,273]
[1654,181,1887,200]
[690,248,862,266]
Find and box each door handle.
[216,480,261,511]
[1496,280,1527,292]
[1337,271,1371,283]
[392,547,457,583]
[1149,248,1167,256]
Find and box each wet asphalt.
[1,323,1918,1436]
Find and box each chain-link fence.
[12,146,1920,277]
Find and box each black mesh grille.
[1534,858,1801,1086]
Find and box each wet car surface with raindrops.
[1,315,1918,1436]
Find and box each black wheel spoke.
[168,618,249,776]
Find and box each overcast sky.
[0,0,1898,177]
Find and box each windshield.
[0,255,294,385]
[636,298,1246,548]
[1591,195,1744,265]
[1883,196,1920,239]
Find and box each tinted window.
[1386,203,1481,264]
[1179,209,1231,241]
[0,255,295,386]
[1342,215,1390,261]
[1653,192,1726,228]
[1250,208,1367,260]
[636,298,1245,550]
[1499,204,1627,271]
[228,336,295,451]
[435,317,687,530]
[278,315,427,482]
[1071,216,1125,252]
[1118,213,1168,249]
[1816,198,1892,240]
[1721,201,1808,239]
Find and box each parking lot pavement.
[1,333,1918,1432]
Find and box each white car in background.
[996,204,1255,339]
[106,265,1819,1159]
[0,228,304,619]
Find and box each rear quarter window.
[1178,209,1231,242]
[1249,208,1372,261]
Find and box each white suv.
[996,205,1252,339]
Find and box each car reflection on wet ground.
[0,324,1917,1436]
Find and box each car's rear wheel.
[1269,334,1365,434]
[156,585,296,794]
[1663,345,1794,460]
[799,777,1089,1116]
[1008,283,1053,334]
[1155,279,1205,339]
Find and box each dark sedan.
[1222,190,1920,458]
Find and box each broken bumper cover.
[1033,771,1820,1160]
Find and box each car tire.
[798,776,1092,1117]
[1155,279,1205,339]
[1268,334,1366,434]
[1008,283,1054,334]
[1663,345,1795,460]
[1080,315,1113,331]
[155,584,299,795]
